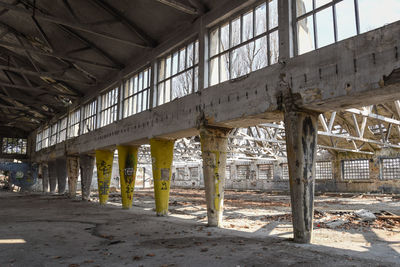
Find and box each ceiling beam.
[0,39,119,70]
[156,0,199,15]
[0,63,96,86]
[59,26,123,69]
[0,80,77,97]
[89,0,156,47]
[0,1,151,48]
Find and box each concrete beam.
[32,21,400,162]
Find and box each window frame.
[123,66,151,118]
[82,99,97,134]
[155,38,199,107]
[99,87,119,128]
[208,0,279,86]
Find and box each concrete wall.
[170,151,400,193]
[0,162,38,191]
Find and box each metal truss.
[136,100,400,164]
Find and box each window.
[237,165,250,180]
[82,100,97,134]
[176,167,186,180]
[381,158,400,180]
[226,165,231,180]
[50,123,57,146]
[123,67,151,118]
[155,39,199,106]
[189,167,199,180]
[57,117,67,143]
[258,164,274,179]
[36,131,42,151]
[282,163,289,180]
[295,0,400,55]
[2,138,27,154]
[100,87,119,127]
[41,127,49,148]
[315,161,333,179]
[67,109,80,139]
[342,159,370,180]
[209,1,279,86]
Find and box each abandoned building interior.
[0,0,399,266]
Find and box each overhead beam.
[156,0,198,15]
[89,0,156,47]
[0,63,96,86]
[345,108,400,126]
[0,39,119,70]
[0,1,150,48]
[59,26,123,69]
[0,81,77,97]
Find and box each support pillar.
[284,109,318,243]
[117,145,139,209]
[95,150,114,205]
[150,138,174,216]
[200,126,231,227]
[66,156,79,198]
[42,163,49,193]
[80,154,95,201]
[56,158,67,194]
[48,161,57,193]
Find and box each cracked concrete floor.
[0,189,399,267]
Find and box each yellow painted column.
[150,138,175,216]
[95,149,114,205]
[200,126,231,227]
[117,145,139,209]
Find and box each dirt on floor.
[0,188,399,266]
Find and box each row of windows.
[174,159,399,181]
[296,0,400,55]
[225,162,333,180]
[1,138,27,155]
[35,1,399,151]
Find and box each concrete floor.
[0,189,399,267]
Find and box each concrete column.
[56,158,67,194]
[150,138,174,216]
[42,163,49,193]
[95,150,114,205]
[80,154,95,201]
[284,110,318,243]
[66,156,79,198]
[117,145,139,209]
[48,161,57,193]
[200,126,231,227]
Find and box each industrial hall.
[0,0,399,266]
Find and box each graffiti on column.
[97,160,112,196]
[123,154,136,200]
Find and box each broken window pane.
[210,57,219,86]
[315,0,331,8]
[297,0,313,17]
[297,15,315,54]
[210,28,219,57]
[220,52,229,83]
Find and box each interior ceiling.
[0,0,212,133]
